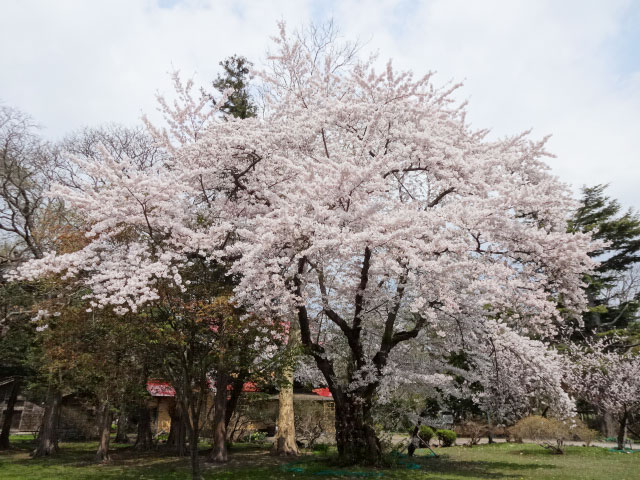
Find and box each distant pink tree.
[568,340,640,450]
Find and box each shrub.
[313,443,330,454]
[460,420,488,446]
[569,420,599,446]
[248,431,267,444]
[418,425,435,445]
[436,429,457,447]
[295,402,331,448]
[508,415,569,454]
[378,430,397,456]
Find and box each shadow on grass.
[402,455,557,479]
[2,438,289,479]
[2,439,568,480]
[272,450,558,480]
[2,438,193,478]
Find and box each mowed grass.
[1,435,639,479]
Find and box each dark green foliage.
[313,443,330,454]
[421,397,441,417]
[0,281,37,379]
[569,185,640,274]
[211,55,257,120]
[435,429,457,447]
[568,185,640,333]
[418,425,434,443]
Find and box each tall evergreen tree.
[569,185,640,334]
[211,54,301,457]
[211,55,257,120]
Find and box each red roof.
[235,381,259,392]
[146,380,259,397]
[312,387,332,398]
[146,381,176,397]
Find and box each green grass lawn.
[1,435,639,479]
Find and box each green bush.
[313,443,330,454]
[248,431,267,444]
[436,429,457,447]
[418,425,435,444]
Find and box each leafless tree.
[60,124,165,190]
[0,106,59,264]
[599,264,640,329]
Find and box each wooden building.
[145,381,336,441]
[0,377,43,434]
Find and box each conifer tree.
[211,55,257,120]
[569,185,640,333]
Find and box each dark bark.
[617,410,628,450]
[171,355,209,479]
[168,401,187,456]
[134,405,154,450]
[333,391,380,464]
[114,407,129,443]
[487,413,495,444]
[95,402,112,462]
[295,255,382,464]
[0,378,21,449]
[207,371,229,463]
[224,376,244,429]
[296,247,440,464]
[188,421,201,480]
[223,375,246,450]
[176,387,206,480]
[32,387,61,457]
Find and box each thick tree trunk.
[273,367,298,456]
[134,405,154,450]
[32,387,61,457]
[334,394,381,464]
[95,402,112,462]
[168,401,187,455]
[617,410,628,450]
[603,411,617,438]
[208,371,229,463]
[293,253,385,465]
[114,407,129,443]
[0,378,21,449]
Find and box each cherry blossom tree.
[568,339,640,450]
[12,73,283,478]
[204,24,593,462]
[377,317,575,432]
[471,323,574,427]
[15,24,596,464]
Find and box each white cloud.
[1,0,638,208]
[0,0,311,135]
[332,0,640,208]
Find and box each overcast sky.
[1,0,639,209]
